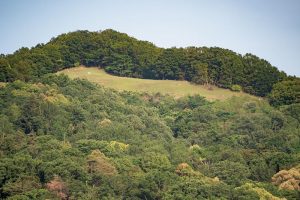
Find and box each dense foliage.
[0,29,292,97]
[0,75,299,199]
[0,29,299,199]
[268,79,300,106]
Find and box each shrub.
[231,84,242,92]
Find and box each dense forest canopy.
[0,75,299,199]
[0,29,299,199]
[1,29,298,101]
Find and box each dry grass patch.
[58,66,254,101]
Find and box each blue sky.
[0,0,299,76]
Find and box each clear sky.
[0,0,299,76]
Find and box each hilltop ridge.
[0,29,291,98]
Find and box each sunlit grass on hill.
[58,66,256,101]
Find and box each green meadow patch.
[58,66,255,101]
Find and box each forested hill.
[1,29,297,98]
[0,30,299,199]
[0,75,299,199]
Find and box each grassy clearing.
[58,66,255,101]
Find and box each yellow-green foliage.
[189,144,201,151]
[11,81,69,104]
[11,89,31,97]
[61,141,72,150]
[58,66,253,100]
[141,152,172,172]
[231,84,242,92]
[235,183,286,200]
[108,141,129,152]
[175,163,220,184]
[7,104,21,121]
[75,139,130,155]
[0,82,6,88]
[98,118,112,127]
[87,149,117,176]
[41,89,69,104]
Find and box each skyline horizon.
[1,27,298,77]
[1,0,299,76]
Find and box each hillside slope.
[0,75,299,199]
[58,66,255,100]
